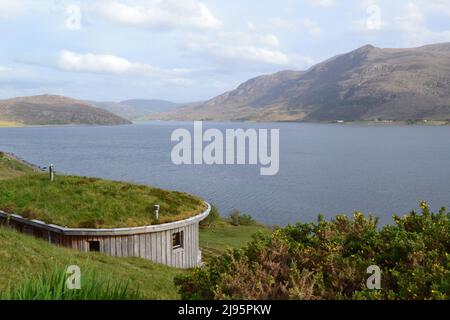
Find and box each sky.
[0,0,450,102]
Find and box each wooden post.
[154,205,160,220]
[49,164,55,182]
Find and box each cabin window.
[172,231,184,249]
[88,240,100,252]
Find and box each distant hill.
[0,95,131,126]
[151,43,450,122]
[92,99,180,120]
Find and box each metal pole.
[49,164,54,182]
[154,205,160,220]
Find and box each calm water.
[0,121,449,226]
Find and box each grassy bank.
[0,153,36,180]
[200,219,272,259]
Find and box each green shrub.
[229,210,256,226]
[239,214,256,226]
[229,210,241,226]
[176,202,450,300]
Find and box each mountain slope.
[0,95,131,125]
[91,99,180,120]
[153,43,450,122]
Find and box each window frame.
[172,231,184,250]
[88,240,101,252]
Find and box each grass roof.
[0,173,205,229]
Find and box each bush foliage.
[229,210,256,226]
[175,202,450,300]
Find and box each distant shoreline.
[143,119,450,126]
[1,119,449,128]
[321,120,450,126]
[0,122,133,128]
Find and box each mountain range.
[150,43,450,122]
[2,42,450,125]
[90,99,180,120]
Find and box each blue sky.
[0,0,450,102]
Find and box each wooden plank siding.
[12,220,202,268]
[4,220,201,268]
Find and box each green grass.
[0,226,184,299]
[1,269,140,300]
[0,153,36,180]
[0,173,205,228]
[200,219,272,259]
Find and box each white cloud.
[219,31,281,49]
[57,50,189,77]
[184,32,314,68]
[212,45,291,65]
[59,50,137,73]
[0,0,30,18]
[430,0,450,17]
[306,0,335,8]
[396,3,425,34]
[93,0,222,31]
[300,19,322,35]
[394,3,450,46]
[269,18,322,35]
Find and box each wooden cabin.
[0,203,210,269]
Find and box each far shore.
[1,119,449,128]
[140,119,450,126]
[0,122,133,128]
